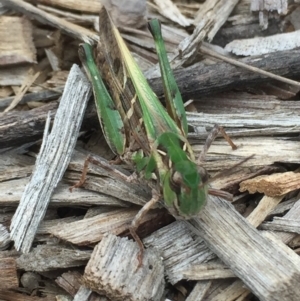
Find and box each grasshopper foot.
[69,155,91,192]
[130,190,161,268]
[129,226,145,268]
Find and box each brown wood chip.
[240,172,300,196]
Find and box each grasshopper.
[77,7,236,263]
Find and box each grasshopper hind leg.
[129,189,160,268]
[69,154,131,192]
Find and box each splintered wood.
[10,65,91,253]
[84,234,165,301]
[0,16,36,66]
[240,172,300,196]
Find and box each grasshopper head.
[169,165,209,218]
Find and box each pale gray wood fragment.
[73,286,92,301]
[269,197,298,216]
[0,223,11,250]
[173,0,240,66]
[207,280,250,301]
[185,195,300,301]
[10,65,91,253]
[186,281,211,301]
[273,199,300,244]
[67,150,151,207]
[84,234,164,301]
[225,30,300,56]
[143,221,215,284]
[49,208,155,245]
[251,0,288,14]
[0,178,128,207]
[261,217,300,234]
[16,245,92,272]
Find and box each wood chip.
[152,0,191,27]
[84,234,165,301]
[0,223,11,250]
[186,195,300,301]
[183,262,236,280]
[16,245,92,272]
[246,195,284,227]
[225,30,300,56]
[251,0,288,14]
[0,257,18,289]
[102,0,147,28]
[37,0,102,13]
[4,68,40,112]
[49,208,154,245]
[261,217,300,234]
[240,172,300,196]
[55,271,83,297]
[185,281,211,301]
[0,16,36,65]
[9,65,91,253]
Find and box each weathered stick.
[10,65,91,253]
[185,195,300,301]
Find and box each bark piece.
[49,208,160,245]
[10,65,91,253]
[0,223,11,250]
[186,195,300,301]
[251,0,288,14]
[0,16,36,65]
[143,220,214,284]
[55,271,82,296]
[0,178,127,207]
[186,281,211,301]
[0,89,61,109]
[240,172,300,196]
[150,49,300,99]
[246,195,284,227]
[170,0,240,66]
[16,245,92,272]
[262,217,300,234]
[0,257,18,289]
[37,0,101,13]
[84,234,164,301]
[207,280,251,301]
[272,200,300,246]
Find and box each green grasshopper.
[77,7,236,263]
